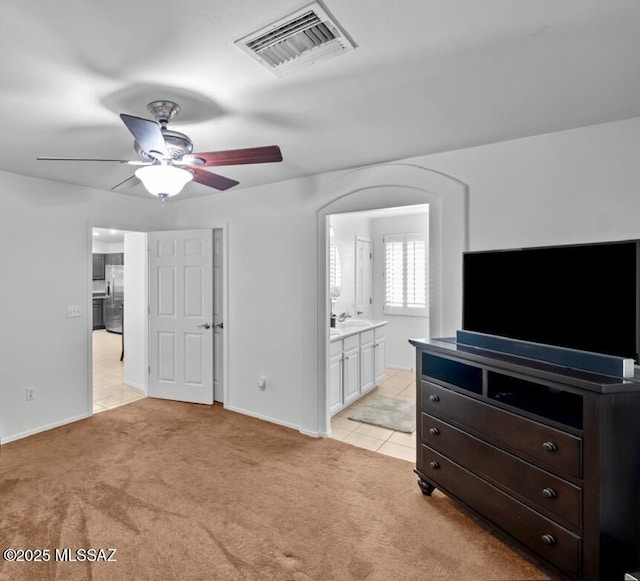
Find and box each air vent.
[235,2,356,76]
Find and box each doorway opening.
[91,227,147,414]
[314,163,469,444]
[326,205,428,461]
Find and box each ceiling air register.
[236,2,356,75]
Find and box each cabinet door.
[105,252,124,265]
[343,346,360,406]
[92,300,104,329]
[329,353,343,416]
[374,333,386,385]
[360,340,375,394]
[92,254,105,280]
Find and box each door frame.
[86,222,230,413]
[86,221,149,415]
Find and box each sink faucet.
[338,311,352,322]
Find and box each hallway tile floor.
[92,330,145,413]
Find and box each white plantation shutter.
[406,238,426,308]
[384,234,427,316]
[385,240,404,308]
[329,242,341,298]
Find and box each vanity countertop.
[329,319,388,342]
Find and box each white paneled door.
[355,236,372,319]
[149,230,214,404]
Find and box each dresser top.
[409,337,640,394]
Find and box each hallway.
[92,330,145,413]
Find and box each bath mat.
[349,396,416,433]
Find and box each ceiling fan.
[38,100,283,201]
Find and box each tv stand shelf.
[410,337,640,581]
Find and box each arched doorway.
[313,163,469,437]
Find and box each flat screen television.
[462,240,640,363]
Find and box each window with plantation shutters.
[384,234,427,316]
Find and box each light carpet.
[0,398,549,580]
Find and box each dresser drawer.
[421,413,582,530]
[420,446,581,578]
[421,380,582,478]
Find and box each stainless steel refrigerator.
[104,264,124,333]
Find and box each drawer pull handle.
[542,441,558,453]
[429,427,440,436]
[541,534,556,546]
[542,487,557,499]
[429,394,440,402]
[429,461,440,470]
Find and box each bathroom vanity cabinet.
[330,321,387,415]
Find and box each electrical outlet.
[67,305,82,318]
[26,387,35,401]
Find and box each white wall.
[371,211,430,370]
[416,116,640,251]
[169,163,467,436]
[169,115,640,437]
[3,115,640,443]
[92,239,109,254]
[92,240,124,254]
[0,171,169,442]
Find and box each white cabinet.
[329,322,387,416]
[360,330,375,394]
[329,340,344,415]
[342,336,360,406]
[374,327,387,385]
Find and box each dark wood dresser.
[410,337,640,580]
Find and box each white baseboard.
[224,404,309,435]
[300,428,329,438]
[1,413,90,444]
[123,381,146,393]
[387,364,414,371]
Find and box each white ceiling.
[3,0,640,202]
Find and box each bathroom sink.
[338,320,372,328]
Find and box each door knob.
[198,323,211,329]
[214,322,224,329]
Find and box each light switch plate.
[67,305,82,318]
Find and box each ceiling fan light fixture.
[135,165,193,200]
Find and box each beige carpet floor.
[0,399,550,580]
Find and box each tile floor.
[92,329,145,414]
[330,368,416,462]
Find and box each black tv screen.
[463,240,640,362]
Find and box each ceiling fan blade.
[189,167,239,191]
[111,174,141,191]
[120,114,168,158]
[37,156,147,164]
[184,145,282,167]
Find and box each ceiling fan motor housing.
[134,130,194,161]
[133,101,195,161]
